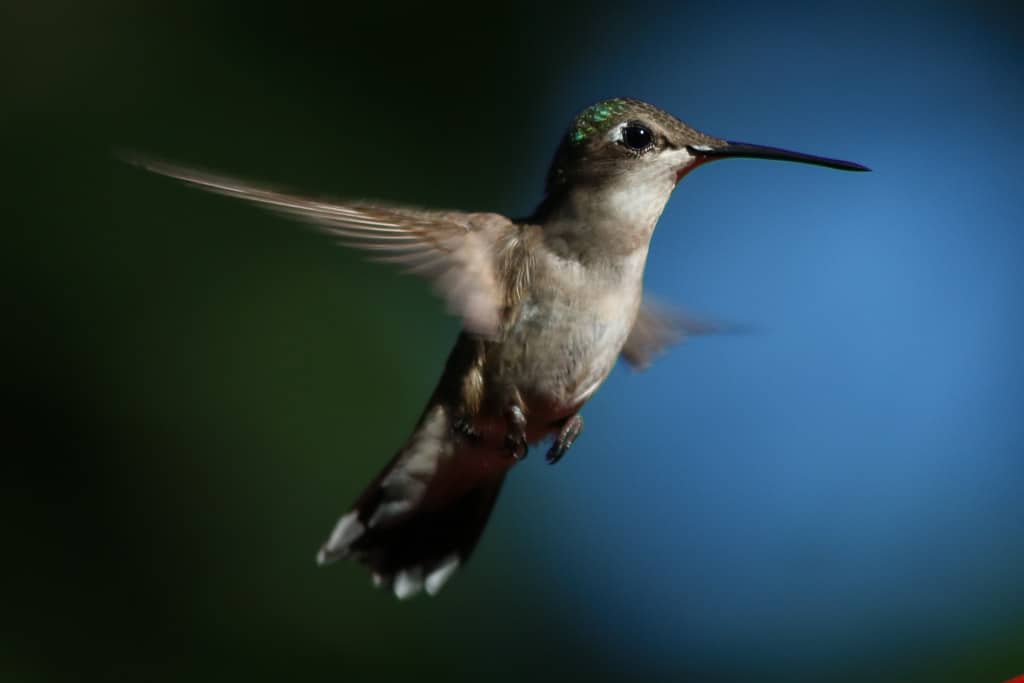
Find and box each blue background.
[520,4,1024,675]
[6,2,1022,682]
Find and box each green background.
[6,4,624,681]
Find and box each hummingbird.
[128,97,869,599]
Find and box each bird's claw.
[506,433,528,460]
[546,414,583,465]
[453,416,481,440]
[505,404,528,460]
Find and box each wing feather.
[126,155,514,337]
[622,296,743,369]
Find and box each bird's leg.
[546,414,583,465]
[504,398,528,461]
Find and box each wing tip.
[113,147,160,173]
[113,148,200,185]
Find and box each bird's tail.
[316,404,509,598]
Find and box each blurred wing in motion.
[622,295,747,370]
[124,155,515,337]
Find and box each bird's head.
[543,97,868,223]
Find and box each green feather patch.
[569,98,632,145]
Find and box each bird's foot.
[505,404,528,461]
[453,415,482,440]
[546,414,583,465]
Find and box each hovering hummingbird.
[128,97,868,599]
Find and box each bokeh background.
[5,1,1023,681]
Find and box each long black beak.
[691,141,870,172]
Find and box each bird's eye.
[620,123,654,152]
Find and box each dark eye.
[621,123,653,151]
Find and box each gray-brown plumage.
[125,97,868,598]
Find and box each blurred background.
[4,1,1023,681]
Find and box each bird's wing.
[621,295,740,370]
[126,155,514,338]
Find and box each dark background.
[5,2,1023,681]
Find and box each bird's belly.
[494,297,635,417]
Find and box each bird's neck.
[531,179,673,266]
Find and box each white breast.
[497,248,645,410]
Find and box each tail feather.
[317,404,509,599]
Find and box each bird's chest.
[493,268,641,409]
